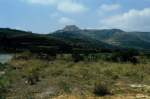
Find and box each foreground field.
[54,94,150,99]
[1,53,150,99]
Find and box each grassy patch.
[2,53,150,98]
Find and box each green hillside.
[1,25,150,53]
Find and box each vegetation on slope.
[1,26,150,53]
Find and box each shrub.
[24,63,40,85]
[59,81,71,93]
[110,49,140,64]
[72,54,84,62]
[0,76,10,98]
[93,81,111,96]
[15,51,33,60]
[26,72,39,85]
[0,63,6,70]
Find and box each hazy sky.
[0,0,150,33]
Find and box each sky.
[0,0,150,33]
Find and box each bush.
[25,73,39,85]
[0,63,6,70]
[0,76,10,98]
[15,51,33,60]
[37,53,56,60]
[72,54,84,62]
[59,81,71,93]
[110,49,140,64]
[93,81,111,96]
[24,63,40,85]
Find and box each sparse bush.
[23,60,42,85]
[15,51,33,60]
[93,81,112,96]
[72,53,84,62]
[26,73,39,85]
[59,81,71,93]
[109,49,140,64]
[0,75,10,98]
[0,63,6,70]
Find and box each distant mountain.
[62,25,81,31]
[50,25,115,50]
[0,26,150,53]
[50,25,150,50]
[81,29,150,50]
[0,27,115,53]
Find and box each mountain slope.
[49,25,116,49]
[52,26,150,50]
[0,27,116,53]
[0,28,35,38]
[1,26,150,52]
[0,28,72,53]
[83,30,150,50]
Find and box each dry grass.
[3,54,150,98]
[53,94,141,99]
